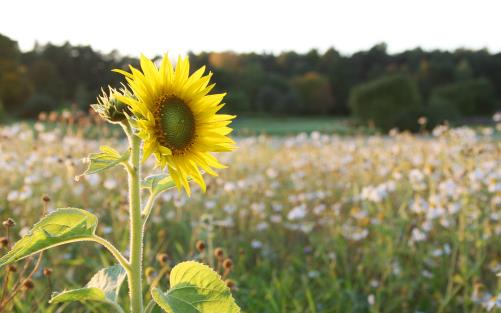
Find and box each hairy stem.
[124,124,144,313]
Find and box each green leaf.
[0,208,98,268]
[151,261,240,313]
[142,174,180,195]
[80,145,130,176]
[50,264,126,305]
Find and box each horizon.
[3,34,500,58]
[2,0,500,58]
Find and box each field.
[232,117,358,136]
[0,119,500,313]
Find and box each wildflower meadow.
[1,0,501,312]
[0,111,499,312]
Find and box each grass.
[0,120,499,312]
[231,116,362,136]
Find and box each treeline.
[1,32,500,129]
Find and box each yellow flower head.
[114,54,236,195]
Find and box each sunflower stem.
[124,124,144,313]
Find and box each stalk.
[124,125,144,313]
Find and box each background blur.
[1,2,501,313]
[1,0,500,132]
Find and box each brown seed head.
[156,253,169,265]
[223,258,233,270]
[195,240,205,252]
[214,247,224,259]
[2,218,15,228]
[225,279,235,289]
[7,265,17,272]
[0,236,9,248]
[42,195,51,203]
[23,279,34,290]
[43,268,53,277]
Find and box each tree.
[0,34,32,113]
[349,74,422,131]
[430,78,497,116]
[292,72,335,114]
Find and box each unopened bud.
[42,195,50,203]
[225,279,235,289]
[91,86,132,123]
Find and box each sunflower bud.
[91,87,132,123]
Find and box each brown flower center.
[155,96,196,152]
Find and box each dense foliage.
[349,75,422,131]
[1,33,500,128]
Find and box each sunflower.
[114,54,236,195]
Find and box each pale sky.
[1,0,500,57]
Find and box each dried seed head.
[0,236,9,248]
[225,279,235,289]
[156,253,169,266]
[7,265,17,272]
[43,268,52,277]
[214,247,224,259]
[42,195,51,203]
[23,279,34,291]
[223,258,233,270]
[2,218,15,228]
[195,240,205,252]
